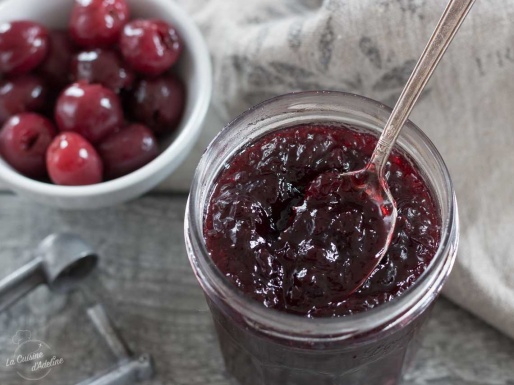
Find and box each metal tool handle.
[0,258,43,312]
[75,354,153,385]
[87,304,131,361]
[369,0,476,176]
[76,305,154,385]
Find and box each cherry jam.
[204,123,440,317]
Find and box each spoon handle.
[369,0,476,175]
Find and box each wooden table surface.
[0,193,513,385]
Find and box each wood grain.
[0,194,512,385]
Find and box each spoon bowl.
[300,164,397,298]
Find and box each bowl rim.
[0,0,212,198]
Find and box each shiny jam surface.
[204,124,441,317]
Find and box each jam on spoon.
[300,0,476,295]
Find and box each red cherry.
[55,82,123,144]
[127,74,185,135]
[46,132,103,186]
[69,0,130,48]
[98,124,159,179]
[71,49,134,93]
[37,30,76,89]
[0,113,56,178]
[120,19,182,76]
[0,21,49,75]
[0,75,49,125]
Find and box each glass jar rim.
[185,91,458,343]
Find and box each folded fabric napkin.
[168,0,514,339]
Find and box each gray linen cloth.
[166,0,514,339]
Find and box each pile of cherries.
[0,0,185,185]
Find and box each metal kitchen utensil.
[309,0,475,296]
[76,304,154,385]
[0,233,98,312]
[75,355,153,385]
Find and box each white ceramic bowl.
[0,0,212,209]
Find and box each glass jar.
[184,91,459,385]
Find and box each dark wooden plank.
[0,194,512,385]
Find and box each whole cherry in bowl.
[0,0,212,209]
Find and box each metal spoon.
[0,233,98,312]
[311,0,475,297]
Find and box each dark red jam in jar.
[187,92,458,385]
[204,123,441,317]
